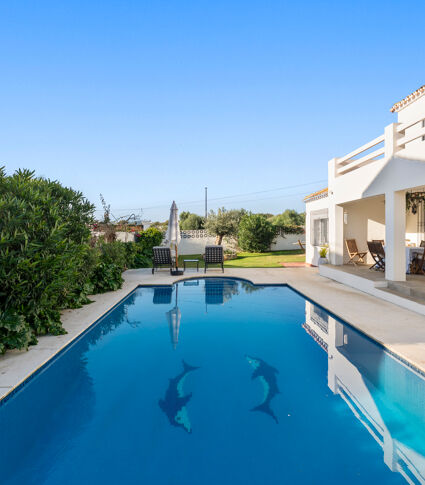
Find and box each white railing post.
[384,123,399,159]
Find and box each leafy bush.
[89,241,127,293]
[180,212,205,230]
[131,227,164,267]
[238,214,277,252]
[270,209,305,227]
[0,168,95,353]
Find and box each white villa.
[305,85,425,315]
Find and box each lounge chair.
[152,247,173,274]
[367,241,385,271]
[345,239,367,266]
[204,245,224,273]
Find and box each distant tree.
[271,209,305,227]
[179,211,191,223]
[180,213,205,230]
[238,214,276,252]
[204,208,246,245]
[150,220,168,232]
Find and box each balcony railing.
[335,115,425,177]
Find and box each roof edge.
[390,85,425,113]
[304,188,328,203]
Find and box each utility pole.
[205,187,208,219]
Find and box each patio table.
[406,247,424,274]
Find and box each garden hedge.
[0,168,163,353]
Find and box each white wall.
[270,233,305,251]
[305,196,329,266]
[94,229,304,255]
[178,231,304,255]
[396,95,425,162]
[178,233,220,254]
[93,231,136,242]
[342,197,385,264]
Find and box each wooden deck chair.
[367,241,385,271]
[345,239,367,266]
[411,248,425,275]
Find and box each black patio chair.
[152,247,173,274]
[367,241,385,271]
[204,245,224,273]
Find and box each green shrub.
[238,214,277,252]
[89,241,127,293]
[180,212,205,230]
[0,168,95,352]
[0,167,158,354]
[131,227,163,268]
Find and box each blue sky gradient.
[1,1,424,220]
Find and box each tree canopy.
[204,208,246,244]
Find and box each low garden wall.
[92,230,304,254]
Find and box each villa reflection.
[304,301,425,485]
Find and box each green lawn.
[178,250,305,269]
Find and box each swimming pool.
[1,278,425,484]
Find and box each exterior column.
[385,190,406,281]
[329,204,344,265]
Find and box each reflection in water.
[159,360,200,434]
[153,287,173,305]
[205,278,239,305]
[246,355,280,424]
[304,301,425,484]
[166,306,181,350]
[0,291,137,485]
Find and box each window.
[312,218,328,246]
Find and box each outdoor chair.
[152,247,174,274]
[411,249,425,275]
[204,245,224,273]
[367,241,385,271]
[345,239,367,266]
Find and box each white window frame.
[312,217,329,247]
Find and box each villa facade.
[305,86,425,313]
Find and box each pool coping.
[2,267,425,403]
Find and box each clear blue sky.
[1,1,424,221]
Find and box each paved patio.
[2,267,425,402]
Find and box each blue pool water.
[1,278,425,484]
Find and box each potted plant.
[318,245,329,265]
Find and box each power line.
[93,179,327,212]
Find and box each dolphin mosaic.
[246,355,280,423]
[159,360,199,433]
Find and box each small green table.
[183,259,200,272]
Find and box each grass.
[177,250,305,269]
